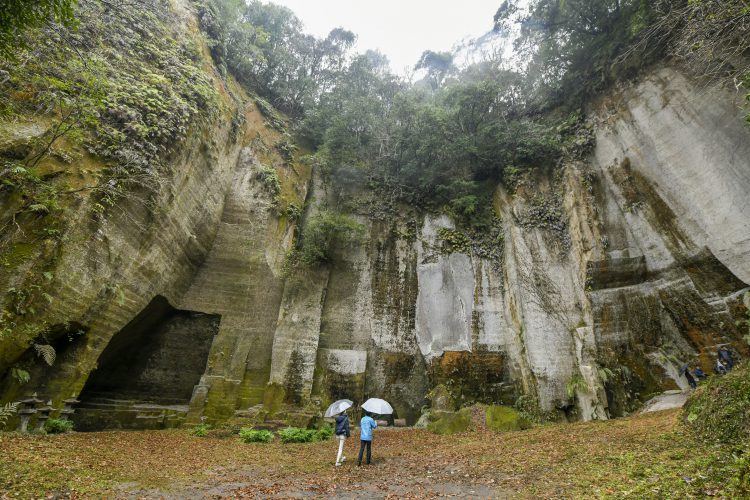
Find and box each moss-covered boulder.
[426,408,472,435]
[485,405,531,432]
[683,361,750,445]
[427,384,456,411]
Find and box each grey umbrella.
[361,398,394,415]
[324,399,353,417]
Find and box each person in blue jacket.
[357,411,378,466]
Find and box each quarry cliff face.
[1,60,749,428]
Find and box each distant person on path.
[693,366,706,381]
[715,357,728,375]
[357,411,377,466]
[334,410,350,467]
[718,346,734,370]
[684,368,697,389]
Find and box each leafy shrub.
[316,424,334,440]
[239,428,274,443]
[45,418,74,434]
[277,425,333,443]
[683,362,750,446]
[290,210,364,268]
[278,427,317,443]
[285,203,303,221]
[437,228,471,255]
[257,166,282,203]
[566,373,590,399]
[190,423,211,437]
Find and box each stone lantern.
[16,394,42,433]
[59,394,80,421]
[35,401,54,432]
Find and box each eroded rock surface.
[1,49,748,428]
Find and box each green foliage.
[0,402,19,429]
[316,424,334,440]
[257,166,281,203]
[566,373,590,399]
[514,394,558,424]
[0,0,78,59]
[1,0,220,216]
[285,203,303,221]
[500,0,661,110]
[437,228,471,254]
[277,425,332,443]
[45,418,74,434]
[238,428,273,443]
[597,367,615,385]
[290,209,364,268]
[10,367,30,384]
[299,50,569,226]
[275,137,297,163]
[415,50,455,90]
[485,405,532,432]
[33,344,56,366]
[683,362,750,446]
[190,423,211,437]
[196,0,355,115]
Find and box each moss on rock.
[427,408,472,435]
[682,361,750,446]
[485,405,531,432]
[427,384,456,411]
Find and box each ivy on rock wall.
[0,0,224,382]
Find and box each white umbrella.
[361,398,394,415]
[324,399,353,417]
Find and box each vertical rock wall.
[5,65,749,427]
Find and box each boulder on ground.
[427,384,456,411]
[427,408,472,435]
[485,405,531,432]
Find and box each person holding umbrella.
[334,410,351,466]
[357,398,393,466]
[324,399,353,467]
[357,411,377,466]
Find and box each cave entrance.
[75,296,219,430]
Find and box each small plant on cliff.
[566,373,590,399]
[287,209,365,269]
[437,228,472,255]
[257,166,282,204]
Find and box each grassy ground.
[0,409,746,498]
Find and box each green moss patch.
[485,405,531,432]
[683,361,750,446]
[427,408,472,435]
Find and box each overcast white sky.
[269,0,502,73]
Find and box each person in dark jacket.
[693,366,706,380]
[684,368,697,389]
[334,411,350,467]
[718,346,734,370]
[715,357,728,375]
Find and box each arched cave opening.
[76,296,219,430]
